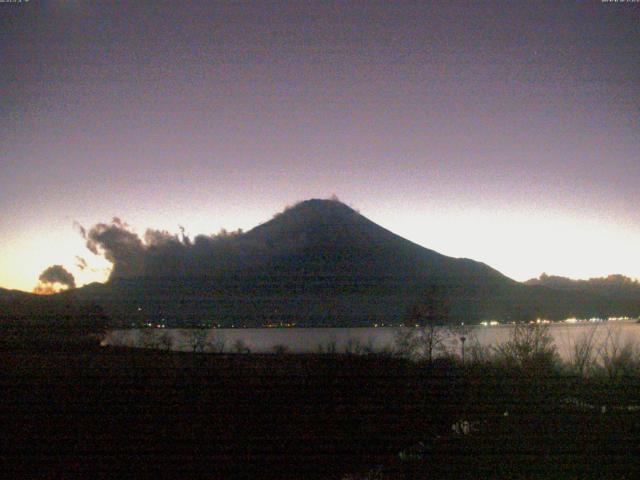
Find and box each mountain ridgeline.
[3,199,640,328]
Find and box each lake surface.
[103,321,640,361]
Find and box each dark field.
[2,341,639,479]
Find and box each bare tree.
[232,338,251,354]
[564,324,601,377]
[393,326,418,359]
[206,330,226,353]
[316,337,338,354]
[158,331,173,352]
[415,323,451,363]
[344,338,366,355]
[596,325,639,380]
[406,288,453,363]
[184,329,208,353]
[465,333,493,364]
[493,323,559,374]
[140,328,159,349]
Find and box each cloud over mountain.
[81,217,244,280]
[34,264,76,294]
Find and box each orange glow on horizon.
[32,284,68,295]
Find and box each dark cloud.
[143,229,178,247]
[80,201,341,281]
[73,221,87,239]
[85,218,146,278]
[34,265,76,293]
[75,256,88,271]
[39,265,76,288]
[81,217,250,280]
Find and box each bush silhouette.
[493,323,560,375]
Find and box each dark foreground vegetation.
[2,331,640,479]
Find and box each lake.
[103,321,640,361]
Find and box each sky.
[1,0,639,292]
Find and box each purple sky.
[1,1,639,292]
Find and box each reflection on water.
[103,321,640,361]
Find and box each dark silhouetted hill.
[0,286,108,334]
[525,274,640,313]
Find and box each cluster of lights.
[532,319,551,324]
[123,315,636,331]
[563,317,610,324]
[480,320,500,327]
[144,322,166,328]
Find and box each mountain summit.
[236,199,507,282]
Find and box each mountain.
[526,273,640,293]
[70,199,517,326]
[3,199,640,328]
[0,286,108,335]
[0,287,33,302]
